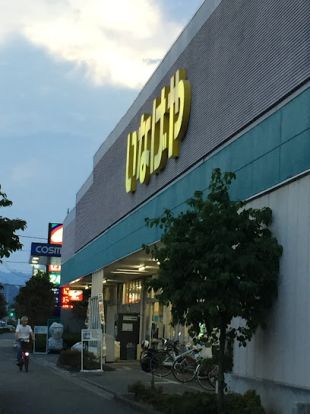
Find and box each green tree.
[71,289,91,319]
[15,270,55,326]
[0,284,7,319]
[145,168,283,413]
[0,186,27,262]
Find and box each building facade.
[61,1,310,412]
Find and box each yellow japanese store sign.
[125,68,191,193]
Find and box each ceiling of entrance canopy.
[68,248,159,288]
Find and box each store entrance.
[117,313,140,360]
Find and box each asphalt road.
[0,333,140,414]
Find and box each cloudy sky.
[0,0,204,278]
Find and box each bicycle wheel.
[18,360,23,371]
[140,349,150,361]
[24,357,29,372]
[207,365,218,388]
[150,350,173,377]
[197,361,213,390]
[172,355,197,383]
[140,350,153,372]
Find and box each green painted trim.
[62,87,310,284]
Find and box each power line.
[2,260,31,264]
[10,249,31,253]
[16,235,46,240]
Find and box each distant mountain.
[2,284,20,305]
[0,271,31,286]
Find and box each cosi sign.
[125,68,191,193]
[31,242,62,257]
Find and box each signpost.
[33,326,48,354]
[81,329,103,372]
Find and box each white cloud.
[10,159,43,185]
[0,0,182,89]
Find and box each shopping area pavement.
[38,353,212,409]
[0,333,213,414]
[35,346,213,414]
[0,333,139,414]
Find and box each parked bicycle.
[140,337,218,389]
[140,338,180,377]
[172,344,218,390]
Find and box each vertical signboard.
[47,223,63,316]
[33,326,48,354]
[48,223,63,245]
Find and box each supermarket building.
[61,1,310,412]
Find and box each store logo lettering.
[35,245,61,255]
[125,68,191,193]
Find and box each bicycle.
[140,338,180,377]
[171,344,218,390]
[17,339,31,372]
[150,338,180,377]
[171,345,200,383]
[196,358,219,390]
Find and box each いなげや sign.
[125,68,191,193]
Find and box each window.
[122,279,142,304]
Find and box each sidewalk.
[34,353,214,413]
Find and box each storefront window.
[122,279,142,304]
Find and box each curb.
[34,357,162,413]
[80,377,161,414]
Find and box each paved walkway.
[0,333,214,414]
[39,354,212,414]
[0,334,138,414]
[38,349,213,395]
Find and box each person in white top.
[15,316,34,365]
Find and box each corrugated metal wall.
[232,174,310,409]
[62,208,76,263]
[72,0,310,252]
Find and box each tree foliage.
[0,186,27,262]
[0,290,7,319]
[144,168,283,413]
[71,289,91,319]
[15,270,55,326]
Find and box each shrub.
[57,349,102,371]
[57,349,81,371]
[62,332,81,349]
[128,383,216,414]
[225,390,265,414]
[157,392,217,414]
[128,381,163,403]
[128,382,265,414]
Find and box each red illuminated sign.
[49,264,61,273]
[68,290,83,302]
[61,287,83,309]
[61,287,73,309]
